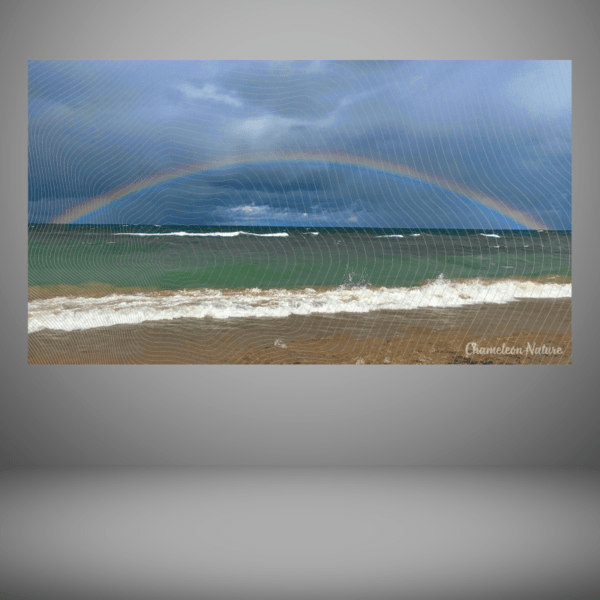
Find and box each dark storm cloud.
[199,164,336,194]
[28,60,571,228]
[207,177,323,194]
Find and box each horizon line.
[29,222,568,231]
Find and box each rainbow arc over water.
[51,152,548,229]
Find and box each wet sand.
[28,298,571,364]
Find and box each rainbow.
[51,152,548,229]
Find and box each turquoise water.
[28,225,571,291]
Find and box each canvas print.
[28,61,571,364]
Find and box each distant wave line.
[113,231,289,237]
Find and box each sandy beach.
[28,298,571,364]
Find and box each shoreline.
[28,298,571,365]
[28,274,572,302]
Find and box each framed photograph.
[28,59,571,364]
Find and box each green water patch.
[28,230,571,290]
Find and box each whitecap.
[114,231,289,238]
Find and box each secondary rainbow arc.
[51,152,549,229]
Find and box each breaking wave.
[29,278,571,333]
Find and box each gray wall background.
[1,0,598,467]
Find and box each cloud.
[228,203,271,216]
[179,83,243,107]
[224,112,336,153]
[220,202,372,226]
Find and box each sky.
[28,60,571,229]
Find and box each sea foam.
[28,279,572,333]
